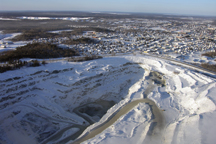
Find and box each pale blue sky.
[0,0,215,16]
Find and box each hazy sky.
[0,0,216,16]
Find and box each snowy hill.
[0,55,216,144]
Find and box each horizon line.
[0,10,215,17]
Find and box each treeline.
[212,20,216,26]
[68,55,103,62]
[201,63,216,72]
[12,30,59,41]
[64,37,98,45]
[10,27,114,41]
[202,51,216,58]
[0,43,79,62]
[0,60,45,73]
[61,27,114,36]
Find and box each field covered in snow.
[0,55,216,144]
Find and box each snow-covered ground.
[166,51,216,66]
[48,29,73,34]
[177,51,216,65]
[0,18,18,21]
[0,32,21,40]
[74,56,216,144]
[0,32,27,52]
[17,17,92,21]
[0,55,216,144]
[0,41,28,52]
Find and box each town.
[2,17,213,57]
[0,15,216,72]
